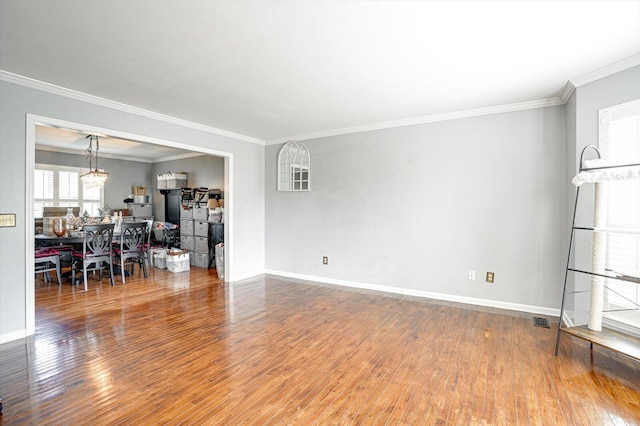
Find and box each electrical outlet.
[468,270,475,280]
[323,256,328,265]
[486,272,495,283]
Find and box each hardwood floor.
[1,268,639,425]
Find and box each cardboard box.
[132,186,147,196]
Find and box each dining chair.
[71,223,115,291]
[34,248,62,284]
[142,220,162,270]
[114,222,147,284]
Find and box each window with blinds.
[34,164,103,218]
[599,99,640,328]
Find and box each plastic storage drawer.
[192,251,209,268]
[180,235,195,251]
[195,236,209,252]
[194,220,208,237]
[180,219,194,235]
[192,206,208,221]
[128,203,152,217]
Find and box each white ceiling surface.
[2,1,640,144]
[34,126,199,163]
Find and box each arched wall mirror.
[278,141,310,191]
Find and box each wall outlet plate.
[468,270,475,280]
[486,272,495,283]
[0,214,16,227]
[323,256,328,265]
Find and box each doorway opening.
[25,114,234,336]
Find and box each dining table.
[35,232,127,284]
[35,232,122,247]
[35,233,84,247]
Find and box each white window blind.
[34,164,103,218]
[599,99,640,327]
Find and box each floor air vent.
[533,317,550,328]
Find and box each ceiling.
[34,125,202,163]
[2,1,640,146]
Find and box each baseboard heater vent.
[533,317,550,328]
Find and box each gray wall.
[575,66,640,158]
[0,80,265,342]
[35,149,226,221]
[266,106,567,311]
[35,149,154,211]
[565,66,640,323]
[152,155,225,222]
[572,66,640,229]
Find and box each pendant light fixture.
[80,134,109,189]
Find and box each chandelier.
[80,135,109,189]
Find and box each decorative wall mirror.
[278,141,310,191]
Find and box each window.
[34,164,103,218]
[278,141,310,191]
[599,99,640,327]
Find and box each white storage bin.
[154,249,167,269]
[157,172,188,189]
[214,243,224,279]
[167,249,190,273]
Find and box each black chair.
[72,223,115,291]
[114,222,147,284]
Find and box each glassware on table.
[53,218,66,237]
[65,208,75,232]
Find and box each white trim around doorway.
[25,114,234,336]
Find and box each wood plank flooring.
[1,268,639,425]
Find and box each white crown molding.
[6,52,639,148]
[569,53,640,88]
[559,81,576,104]
[264,269,560,317]
[266,97,566,145]
[0,70,265,146]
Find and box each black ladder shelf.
[554,145,640,361]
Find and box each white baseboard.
[264,269,560,317]
[229,269,266,282]
[0,329,28,345]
